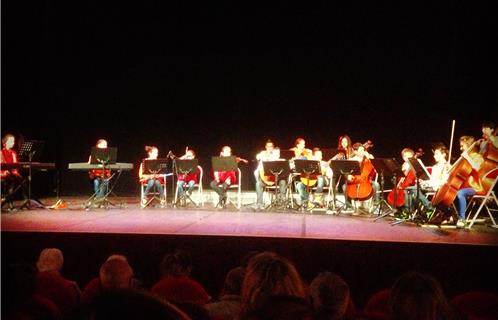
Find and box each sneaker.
[160,199,166,208]
[456,219,465,228]
[141,198,147,208]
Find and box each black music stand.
[174,159,199,207]
[85,147,119,210]
[328,160,361,214]
[293,159,321,211]
[211,156,238,208]
[371,158,403,220]
[262,160,291,210]
[18,140,46,209]
[141,158,169,208]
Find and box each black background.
[2,1,497,195]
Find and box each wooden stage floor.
[2,196,498,246]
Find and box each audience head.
[221,266,246,297]
[241,252,306,314]
[388,271,453,320]
[99,258,134,290]
[160,250,193,277]
[309,271,350,320]
[36,248,64,273]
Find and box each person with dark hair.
[151,250,211,306]
[139,145,166,208]
[1,133,25,210]
[205,266,245,320]
[176,147,200,205]
[333,135,353,160]
[240,252,307,317]
[479,121,498,154]
[387,271,455,320]
[309,271,352,320]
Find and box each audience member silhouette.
[241,295,314,320]
[73,289,191,320]
[309,271,353,320]
[205,266,245,320]
[387,271,455,320]
[240,251,307,317]
[151,249,211,305]
[81,254,136,304]
[2,262,61,320]
[34,248,81,317]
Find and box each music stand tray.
[19,140,45,162]
[176,159,198,174]
[262,160,290,177]
[408,158,431,180]
[143,158,168,174]
[211,156,238,172]
[18,140,46,209]
[90,147,117,165]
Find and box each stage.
[2,195,498,308]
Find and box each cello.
[346,141,375,201]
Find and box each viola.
[346,158,374,201]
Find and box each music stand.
[293,159,321,210]
[85,147,119,210]
[174,159,199,207]
[328,160,361,214]
[371,158,403,220]
[18,140,46,209]
[211,156,238,208]
[141,158,169,208]
[90,147,117,165]
[262,160,291,210]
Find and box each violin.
[387,148,424,208]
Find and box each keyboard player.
[1,133,25,210]
[88,139,112,199]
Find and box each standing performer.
[254,140,287,210]
[88,139,111,199]
[1,133,24,210]
[139,145,166,207]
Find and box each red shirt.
[151,274,210,305]
[177,171,199,184]
[214,170,237,185]
[1,148,20,178]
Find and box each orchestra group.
[2,121,497,229]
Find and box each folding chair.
[174,165,204,207]
[217,168,241,209]
[465,168,498,229]
[140,176,167,208]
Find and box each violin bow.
[448,119,456,165]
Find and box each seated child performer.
[176,147,199,199]
[295,148,332,207]
[1,133,25,209]
[139,145,166,207]
[210,145,247,206]
[88,139,112,199]
[254,140,288,208]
